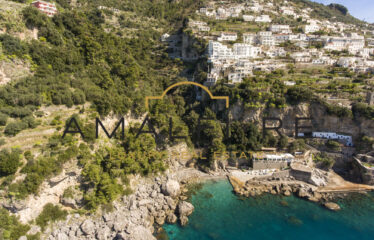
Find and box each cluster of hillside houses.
[164,0,374,85]
[203,28,373,85]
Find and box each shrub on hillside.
[4,121,28,136]
[0,113,8,126]
[35,203,67,230]
[0,148,22,177]
[0,208,30,240]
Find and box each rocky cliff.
[229,102,374,139]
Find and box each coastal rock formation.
[162,179,181,197]
[178,201,194,217]
[39,176,195,239]
[229,175,329,205]
[177,201,194,226]
[324,202,341,211]
[352,154,374,185]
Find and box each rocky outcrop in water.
[161,179,181,197]
[177,201,194,226]
[324,202,341,211]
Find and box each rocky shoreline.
[11,165,374,239]
[228,174,374,211]
[38,169,226,240]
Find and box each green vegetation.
[288,139,306,153]
[0,0,372,228]
[0,208,30,240]
[7,136,79,198]
[226,121,264,151]
[352,103,374,120]
[79,129,166,210]
[4,121,28,136]
[313,152,335,169]
[0,113,8,126]
[212,71,288,109]
[35,203,68,230]
[0,148,22,177]
[326,140,341,151]
[0,0,204,137]
[62,186,75,199]
[355,135,374,153]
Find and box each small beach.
[164,180,374,240]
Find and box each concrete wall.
[272,170,291,178]
[290,169,312,182]
[228,158,250,167]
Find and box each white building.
[216,7,229,20]
[258,31,275,46]
[206,72,219,86]
[233,43,261,58]
[255,15,272,23]
[189,20,210,32]
[337,57,357,68]
[243,33,257,44]
[280,7,295,17]
[270,25,291,34]
[324,33,365,53]
[358,48,371,58]
[218,32,238,42]
[291,52,311,63]
[208,41,234,60]
[198,25,210,32]
[304,24,320,34]
[243,15,255,22]
[228,72,247,83]
[312,132,353,146]
[265,47,286,58]
[312,56,335,65]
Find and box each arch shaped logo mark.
[145,81,229,110]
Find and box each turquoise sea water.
[163,180,374,240]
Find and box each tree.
[0,113,8,126]
[0,34,28,57]
[22,6,47,29]
[288,139,306,153]
[278,135,289,149]
[287,86,314,104]
[0,149,22,177]
[313,152,335,169]
[328,4,348,15]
